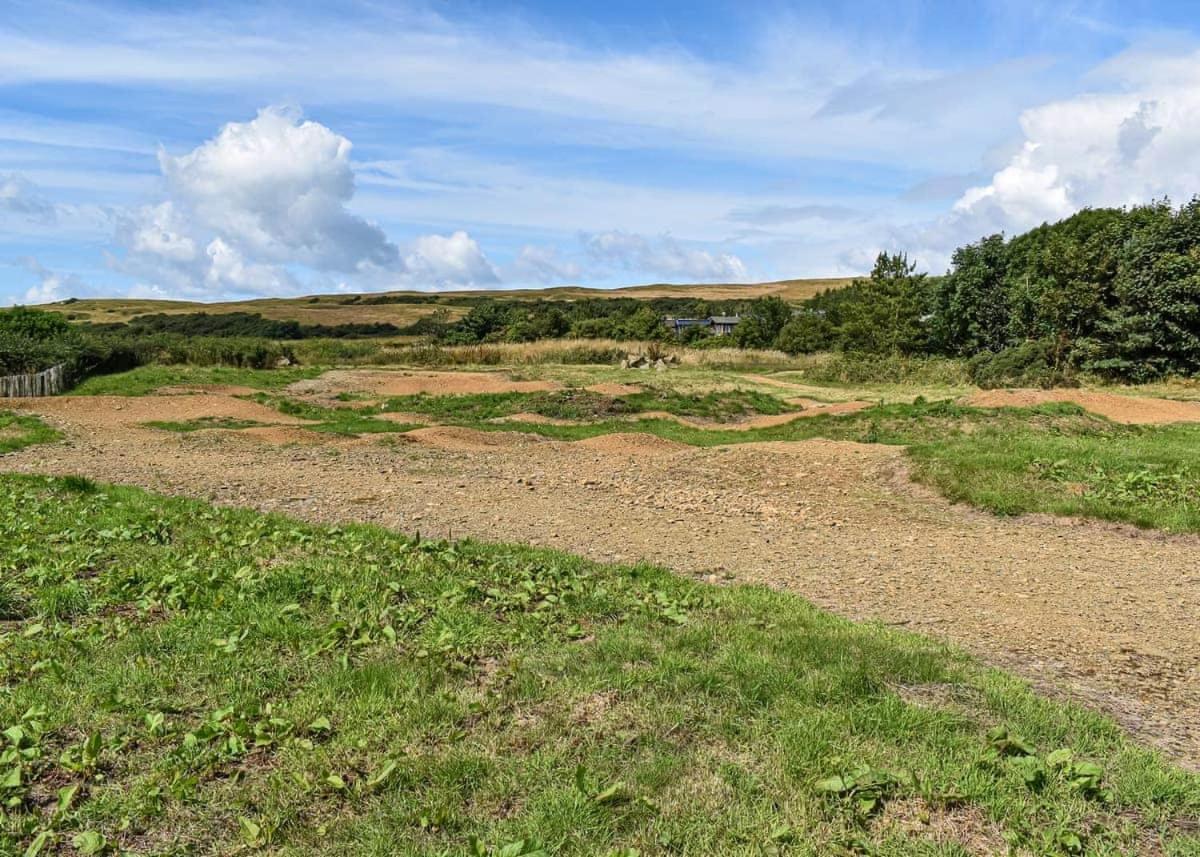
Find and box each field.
[3,356,1200,854]
[34,278,852,326]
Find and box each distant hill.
[38,277,854,327]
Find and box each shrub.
[967,339,1076,389]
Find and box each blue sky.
[3,0,1200,303]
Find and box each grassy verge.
[1,474,1196,856]
[0,411,59,454]
[69,365,323,397]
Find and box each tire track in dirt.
[5,394,1200,767]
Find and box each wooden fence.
[0,364,68,398]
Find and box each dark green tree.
[732,296,792,349]
[932,234,1009,354]
[838,253,930,354]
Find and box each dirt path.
[965,388,1200,424]
[5,395,1200,767]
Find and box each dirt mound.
[401,426,546,451]
[7,394,311,428]
[497,412,581,426]
[574,432,691,455]
[235,426,333,445]
[966,389,1200,425]
[289,370,561,398]
[585,382,644,395]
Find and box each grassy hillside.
[37,278,853,326]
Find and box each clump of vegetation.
[0,474,1195,854]
[0,307,86,375]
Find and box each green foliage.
[967,338,1076,388]
[932,234,1010,354]
[0,307,83,374]
[924,200,1200,381]
[0,474,1195,854]
[731,296,791,349]
[774,312,836,355]
[837,253,931,355]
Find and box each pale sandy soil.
[4,383,1200,768]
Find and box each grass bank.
[69,365,323,397]
[1,474,1197,855]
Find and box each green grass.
[0,411,59,454]
[246,395,422,436]
[0,474,1196,856]
[68,365,323,397]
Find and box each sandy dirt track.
[4,391,1200,767]
[965,388,1200,424]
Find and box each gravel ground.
[5,392,1200,768]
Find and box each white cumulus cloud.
[111,106,500,298]
[947,44,1200,240]
[403,231,499,288]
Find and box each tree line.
[765,199,1200,383]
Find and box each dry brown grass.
[38,277,853,325]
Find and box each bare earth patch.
[234,426,341,445]
[6,385,1200,767]
[4,394,312,428]
[573,432,691,455]
[401,425,547,451]
[871,796,1009,856]
[965,389,1200,424]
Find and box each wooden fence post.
[0,364,69,397]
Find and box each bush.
[967,340,1076,389]
[802,352,972,386]
[775,313,836,355]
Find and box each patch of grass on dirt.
[249,394,422,436]
[144,416,270,432]
[69,365,323,397]
[0,411,59,454]
[0,473,1196,856]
